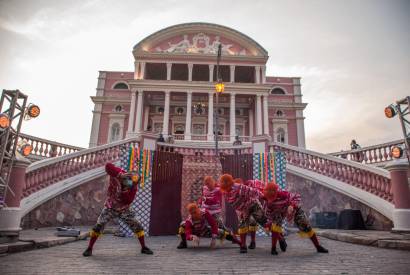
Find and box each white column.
[134,90,144,134]
[143,106,150,131]
[230,65,235,83]
[293,78,305,148]
[249,108,254,138]
[134,62,140,80]
[207,92,214,141]
[188,63,193,81]
[162,90,170,136]
[256,94,262,135]
[184,91,193,140]
[89,104,102,147]
[261,65,266,84]
[209,64,214,82]
[166,63,172,80]
[296,110,306,148]
[230,93,236,141]
[255,66,261,84]
[263,94,270,136]
[127,89,137,134]
[140,62,146,80]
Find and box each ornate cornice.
[133,22,269,63]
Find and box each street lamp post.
[214,44,224,162]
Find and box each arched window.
[110,123,121,142]
[271,88,286,95]
[276,128,285,143]
[276,110,284,117]
[113,82,129,89]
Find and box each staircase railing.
[329,139,404,164]
[19,133,83,159]
[270,142,392,203]
[23,138,139,198]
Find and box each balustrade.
[270,142,393,203]
[19,133,83,159]
[23,138,139,198]
[330,139,404,164]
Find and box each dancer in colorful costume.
[177,203,241,249]
[198,176,225,228]
[262,182,328,255]
[83,163,153,257]
[235,178,287,251]
[220,174,267,253]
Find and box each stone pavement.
[0,226,116,254]
[1,233,410,274]
[316,229,410,250]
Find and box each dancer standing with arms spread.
[83,163,153,257]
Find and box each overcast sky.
[0,0,409,153]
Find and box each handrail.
[270,142,392,203]
[19,133,83,158]
[329,139,404,164]
[23,138,139,198]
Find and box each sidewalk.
[0,226,116,255]
[316,229,410,251]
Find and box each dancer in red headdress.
[262,182,328,255]
[177,203,241,249]
[82,162,153,257]
[220,174,267,253]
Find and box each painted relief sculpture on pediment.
[154,33,248,55]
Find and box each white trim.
[287,164,394,220]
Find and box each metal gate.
[149,151,183,235]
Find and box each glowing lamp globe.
[0,113,10,129]
[215,82,225,93]
[384,105,396,118]
[391,146,403,159]
[21,144,33,157]
[27,104,41,118]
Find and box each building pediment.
[133,22,268,59]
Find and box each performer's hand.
[210,237,216,249]
[192,235,200,247]
[287,206,294,215]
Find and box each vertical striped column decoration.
[252,150,287,236]
[119,145,154,237]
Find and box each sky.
[0,0,409,153]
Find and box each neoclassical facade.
[89,23,307,147]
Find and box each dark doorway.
[149,151,183,235]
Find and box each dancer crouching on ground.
[83,162,153,257]
[177,203,241,249]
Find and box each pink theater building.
[88,23,307,147]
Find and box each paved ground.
[1,233,409,275]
